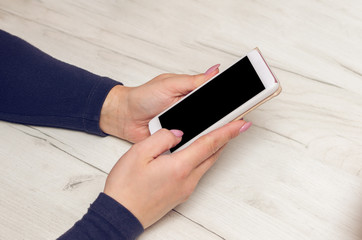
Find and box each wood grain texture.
[0,0,361,239]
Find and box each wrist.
[99,85,130,138]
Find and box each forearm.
[58,193,144,240]
[0,30,120,135]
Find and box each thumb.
[136,129,183,159]
[193,64,220,88]
[158,65,220,96]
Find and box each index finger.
[172,120,249,170]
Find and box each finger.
[191,70,219,90]
[173,120,248,170]
[153,73,178,80]
[135,128,183,160]
[204,64,220,76]
[188,64,220,91]
[159,65,220,96]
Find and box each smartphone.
[149,48,281,153]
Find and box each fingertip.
[239,122,252,133]
[204,64,220,75]
[228,120,251,137]
[156,128,181,140]
[170,129,184,138]
[213,119,248,140]
[150,129,183,156]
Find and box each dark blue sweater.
[0,30,144,239]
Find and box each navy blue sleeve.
[59,193,144,240]
[0,30,144,239]
[0,29,120,135]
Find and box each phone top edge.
[247,49,281,94]
[253,47,280,84]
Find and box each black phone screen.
[159,56,265,152]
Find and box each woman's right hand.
[103,119,251,228]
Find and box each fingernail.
[170,129,184,137]
[239,122,252,133]
[204,64,220,75]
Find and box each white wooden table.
[1,0,362,239]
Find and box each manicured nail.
[204,64,220,75]
[239,122,252,133]
[170,129,184,137]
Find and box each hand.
[103,119,251,228]
[99,64,220,143]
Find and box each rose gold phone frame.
[233,48,282,121]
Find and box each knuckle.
[159,128,171,136]
[173,162,190,180]
[154,128,177,150]
[158,73,171,79]
[157,128,174,141]
[198,134,219,155]
[226,128,236,140]
[192,74,206,88]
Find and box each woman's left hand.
[99,64,220,143]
